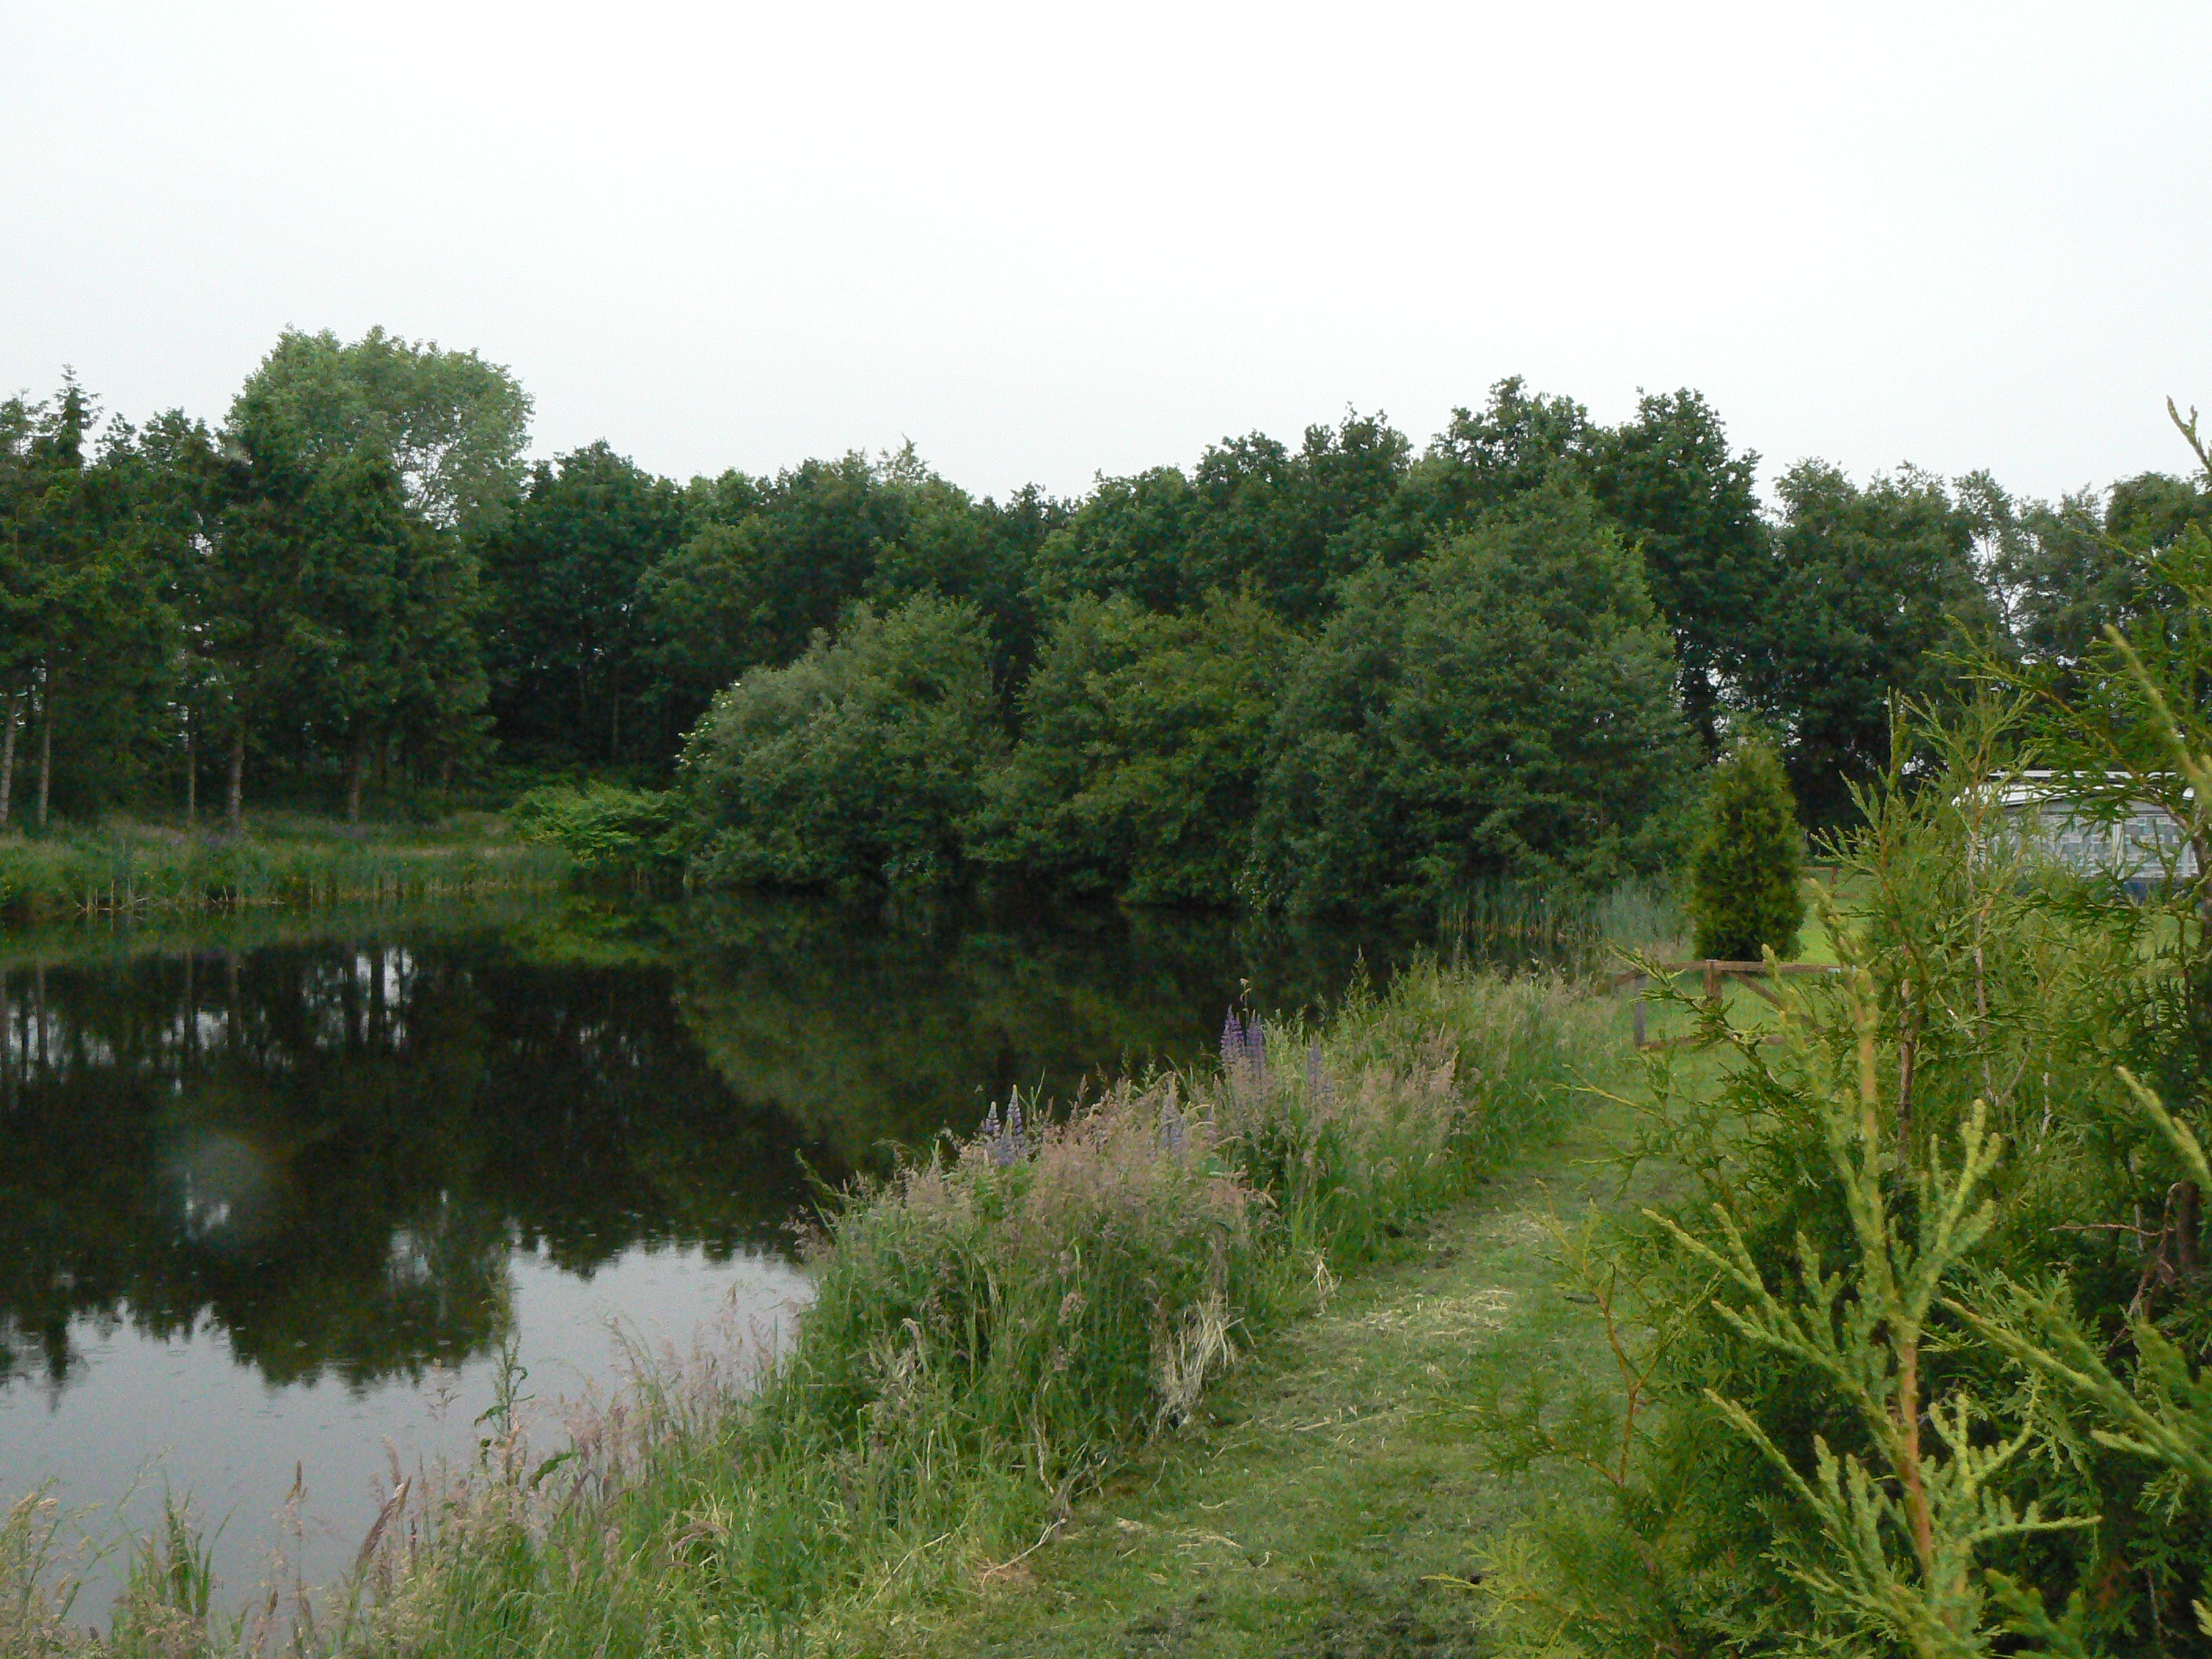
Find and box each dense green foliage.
[10,331,2209,915]
[967,587,1296,904]
[1245,478,1693,915]
[1686,736,1806,959]
[1467,417,2212,1654]
[508,781,676,879]
[677,594,1005,889]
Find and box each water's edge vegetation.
[0,817,567,921]
[2,959,1607,1655]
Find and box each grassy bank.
[879,1084,1668,1657]
[0,811,566,921]
[3,960,1613,1657]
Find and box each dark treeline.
[9,329,2207,914]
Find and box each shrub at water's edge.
[675,594,1006,892]
[508,782,676,881]
[7,961,1606,1654]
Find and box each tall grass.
[0,830,568,921]
[1439,876,1686,975]
[6,961,1608,1657]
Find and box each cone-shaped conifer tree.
[1687,738,1805,960]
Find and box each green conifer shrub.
[1686,738,1805,960]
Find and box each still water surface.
[0,892,1381,1613]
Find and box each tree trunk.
[226,726,245,833]
[0,692,21,831]
[185,719,196,830]
[346,735,369,824]
[35,699,53,831]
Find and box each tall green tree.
[287,449,484,819]
[228,330,508,815]
[124,408,227,822]
[1585,390,1771,752]
[478,442,689,770]
[972,587,1299,905]
[236,327,533,534]
[1246,475,1693,917]
[0,390,53,824]
[203,387,338,827]
[1749,463,1996,827]
[0,379,177,826]
[1031,413,1409,623]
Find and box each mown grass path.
[868,1090,1669,1659]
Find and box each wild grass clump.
[0,830,566,920]
[1,1491,83,1657]
[0,962,1606,1656]
[1440,876,1686,976]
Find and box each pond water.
[0,890,1392,1617]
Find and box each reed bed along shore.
[0,821,568,921]
[2,959,1610,1658]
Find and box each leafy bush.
[1685,736,1805,959]
[676,593,1005,890]
[970,588,1298,905]
[1244,475,1695,917]
[509,781,675,877]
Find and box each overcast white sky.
[5,2,2207,507]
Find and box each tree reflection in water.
[0,932,828,1394]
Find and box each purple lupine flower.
[1009,1093,1027,1161]
[983,1101,1015,1167]
[1221,1007,1269,1095]
[1159,1097,1186,1157]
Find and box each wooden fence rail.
[1610,959,1844,1049]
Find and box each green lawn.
[859,1081,1682,1658]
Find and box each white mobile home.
[1990,771,2199,884]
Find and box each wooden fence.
[1610,959,1844,1049]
